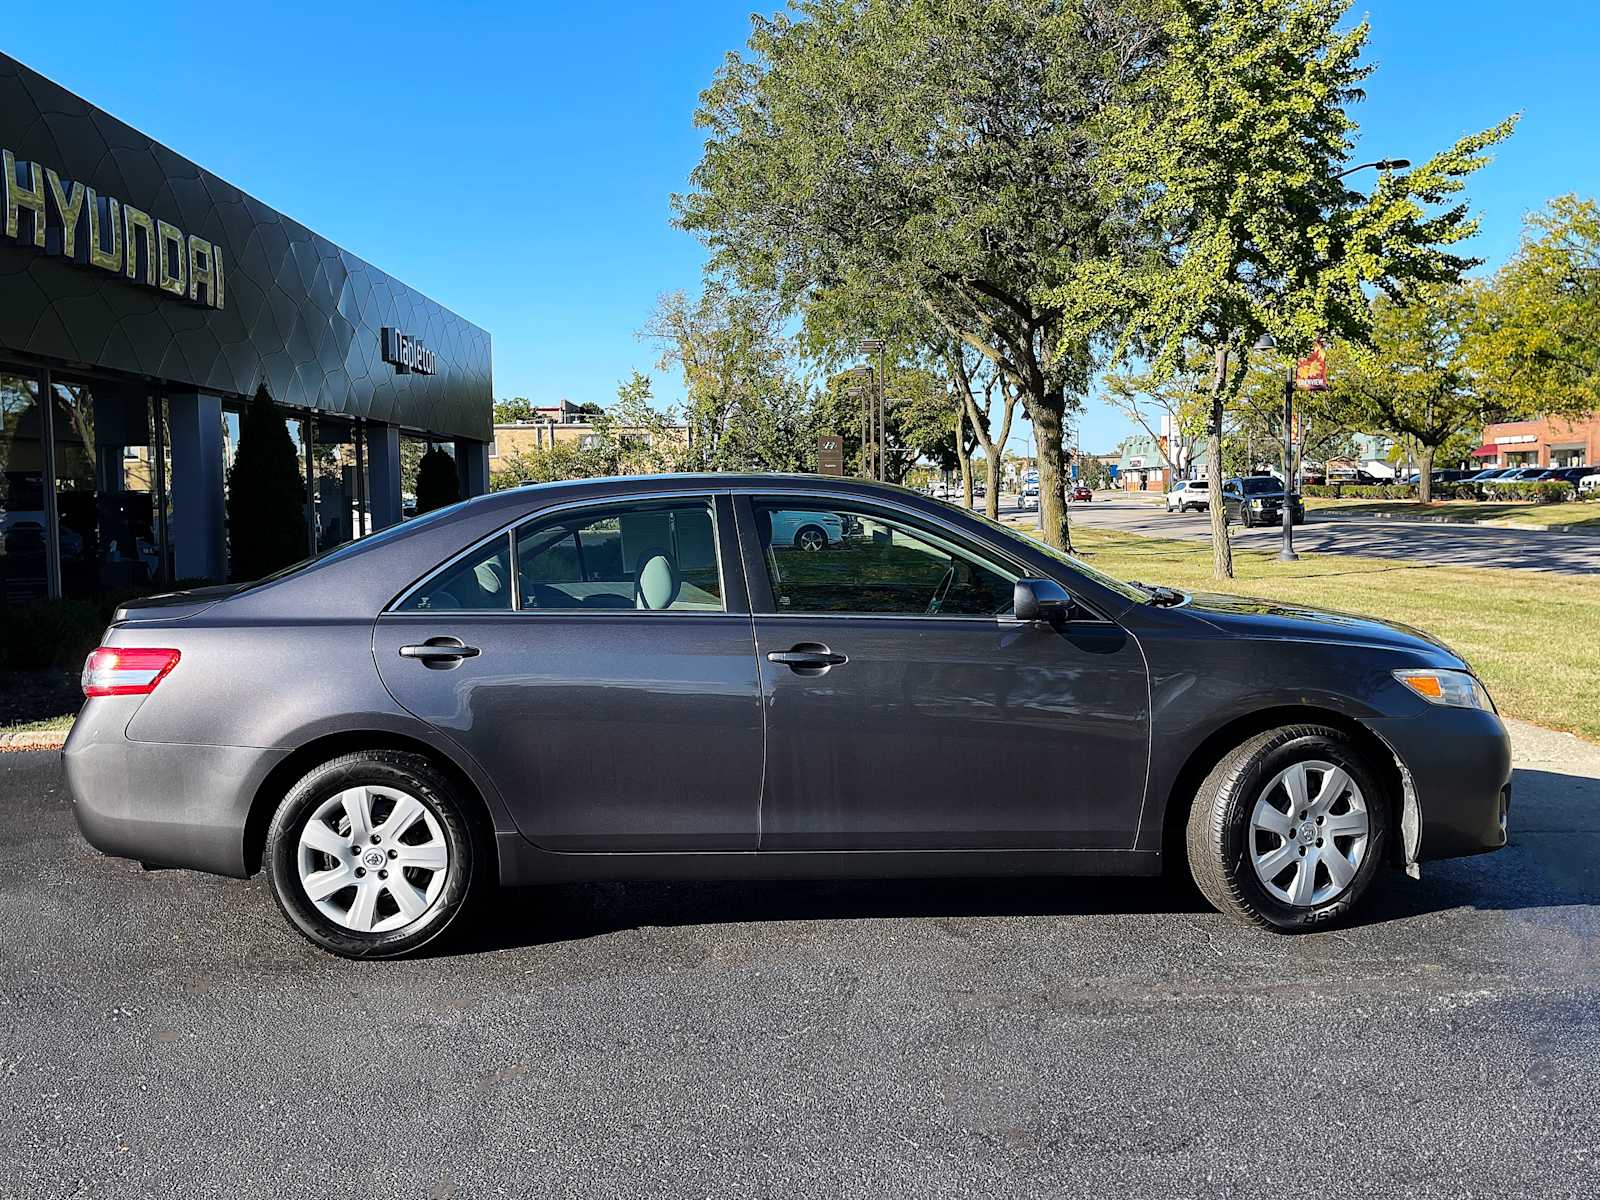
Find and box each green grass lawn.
[1067,526,1600,743]
[1305,496,1600,531]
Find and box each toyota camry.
[64,475,1511,957]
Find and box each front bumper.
[63,699,287,878]
[1365,705,1512,862]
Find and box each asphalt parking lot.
[3,725,1599,1199]
[1052,494,1600,574]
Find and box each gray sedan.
[65,475,1511,957]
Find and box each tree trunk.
[955,404,974,509]
[1207,344,1234,580]
[1417,443,1436,504]
[1029,391,1071,552]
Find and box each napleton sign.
[380,327,437,376]
[2,148,224,309]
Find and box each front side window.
[752,501,1013,617]
[516,500,722,611]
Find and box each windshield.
[1240,477,1283,494]
[962,507,1149,603]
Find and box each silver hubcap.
[1248,760,1370,908]
[296,786,449,933]
[798,529,825,551]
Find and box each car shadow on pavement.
[441,766,1600,956]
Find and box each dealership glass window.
[751,502,1013,617]
[50,378,166,599]
[311,419,360,552]
[0,371,48,604]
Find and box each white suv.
[1166,480,1207,513]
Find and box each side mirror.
[1013,577,1072,623]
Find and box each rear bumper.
[63,700,286,878]
[1365,707,1512,862]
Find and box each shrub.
[1303,483,1419,500]
[415,446,462,513]
[1476,480,1575,503]
[227,385,310,582]
[0,598,104,671]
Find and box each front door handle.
[767,643,847,672]
[399,637,481,669]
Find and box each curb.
[0,731,68,753]
[1312,511,1597,533]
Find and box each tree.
[1063,0,1514,575]
[1473,194,1600,420]
[643,287,806,471]
[414,446,461,514]
[675,0,1164,551]
[948,349,1018,520]
[1103,355,1211,479]
[1330,285,1488,502]
[586,372,689,475]
[226,385,307,582]
[493,397,536,424]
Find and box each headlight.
[1392,669,1495,712]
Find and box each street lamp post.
[1254,332,1299,562]
[858,338,887,481]
[847,365,874,478]
[1335,157,1410,179]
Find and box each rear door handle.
[399,638,480,668]
[767,643,847,672]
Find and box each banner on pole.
[1295,340,1329,391]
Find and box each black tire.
[1185,725,1390,932]
[1240,507,1254,528]
[264,750,482,958]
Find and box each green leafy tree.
[644,287,804,471]
[1063,0,1515,575]
[226,385,307,582]
[1472,194,1600,420]
[414,446,461,514]
[493,397,536,424]
[1330,285,1490,502]
[675,0,1163,550]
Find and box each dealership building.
[1,53,493,603]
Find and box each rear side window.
[398,536,512,611]
[516,500,722,611]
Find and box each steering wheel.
[926,561,957,615]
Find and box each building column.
[457,437,489,498]
[167,392,226,582]
[368,422,403,530]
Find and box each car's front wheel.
[1186,725,1389,931]
[264,750,480,958]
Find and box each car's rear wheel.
[794,524,828,552]
[1185,725,1390,931]
[264,750,480,958]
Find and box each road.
[1038,494,1600,574]
[4,726,1599,1199]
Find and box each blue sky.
[7,2,1598,454]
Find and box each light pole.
[1253,332,1299,562]
[1335,157,1410,179]
[859,338,887,481]
[846,365,874,478]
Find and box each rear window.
[1240,477,1281,494]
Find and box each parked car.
[1222,476,1305,527]
[1466,467,1514,483]
[1020,480,1040,510]
[1070,484,1093,503]
[66,474,1511,957]
[767,508,847,551]
[1166,480,1206,513]
[1580,472,1600,496]
[1543,466,1594,486]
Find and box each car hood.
[1180,590,1465,666]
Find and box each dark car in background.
[1222,476,1306,527]
[65,475,1510,958]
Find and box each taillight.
[81,647,181,697]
